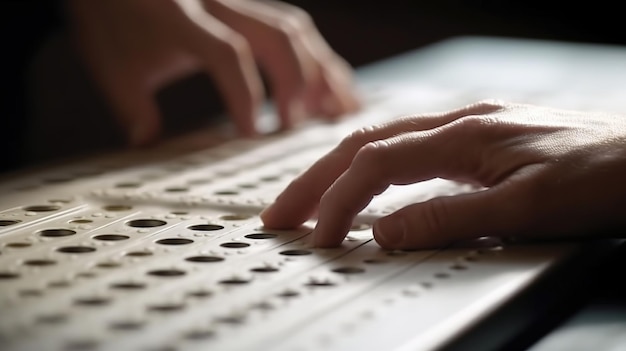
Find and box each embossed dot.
[187,224,224,231]
[184,329,215,340]
[74,296,111,306]
[156,238,194,245]
[23,205,60,212]
[332,267,365,274]
[250,266,279,273]
[126,219,167,228]
[147,269,186,277]
[219,277,251,285]
[0,220,20,226]
[0,272,19,280]
[93,234,129,241]
[6,242,31,248]
[70,219,93,224]
[36,313,68,324]
[39,229,77,237]
[220,214,253,221]
[148,303,185,313]
[57,246,96,254]
[110,282,146,290]
[279,249,312,256]
[115,182,142,188]
[23,259,57,266]
[244,233,277,240]
[220,242,250,249]
[110,320,144,331]
[126,251,153,257]
[185,256,224,263]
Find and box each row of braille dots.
[112,166,299,197]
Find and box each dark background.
[2,0,626,172]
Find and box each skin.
[261,100,626,250]
[66,0,360,146]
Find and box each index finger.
[259,102,498,229]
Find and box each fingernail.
[374,216,406,247]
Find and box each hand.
[261,100,626,249]
[66,0,360,145]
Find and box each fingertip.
[372,216,406,250]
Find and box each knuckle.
[418,198,449,242]
[339,125,381,152]
[218,33,252,60]
[352,140,389,171]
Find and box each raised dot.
[277,289,300,298]
[57,246,96,254]
[110,320,144,331]
[244,233,277,240]
[250,266,279,273]
[305,278,335,287]
[93,234,129,241]
[6,242,32,248]
[185,256,224,263]
[332,267,365,274]
[23,205,60,212]
[126,219,167,228]
[186,290,213,298]
[434,272,450,279]
[48,280,71,288]
[214,190,239,196]
[39,228,77,237]
[363,258,387,264]
[147,269,186,277]
[0,220,20,226]
[148,303,185,313]
[220,242,250,249]
[279,249,312,256]
[215,315,245,325]
[187,224,224,231]
[220,214,253,221]
[96,262,122,269]
[19,289,43,297]
[125,251,153,257]
[0,272,19,280]
[74,296,111,306]
[219,277,251,285]
[69,219,93,224]
[156,238,194,245]
[165,187,189,193]
[110,282,146,290]
[115,182,142,188]
[23,259,57,266]
[450,263,468,270]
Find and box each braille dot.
[74,296,111,306]
[450,263,468,270]
[186,290,213,298]
[96,262,122,269]
[363,258,387,264]
[147,269,186,277]
[57,246,96,254]
[23,205,60,212]
[305,278,335,287]
[219,277,251,285]
[148,303,185,313]
[220,214,253,220]
[250,266,279,273]
[127,219,167,228]
[434,272,450,279]
[0,272,19,280]
[185,256,224,263]
[220,242,250,249]
[49,280,71,288]
[187,224,224,231]
[277,289,300,298]
[279,249,312,256]
[332,267,365,274]
[215,315,245,325]
[69,219,93,224]
[156,238,194,245]
[23,259,57,266]
[115,182,142,188]
[93,234,129,241]
[110,282,146,290]
[214,190,239,196]
[244,233,278,240]
[170,211,188,215]
[165,187,189,193]
[39,229,77,237]
[6,242,31,248]
[126,251,153,257]
[110,320,144,331]
[0,220,20,226]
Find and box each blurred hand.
[261,100,626,249]
[67,0,360,145]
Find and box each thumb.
[372,169,538,250]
